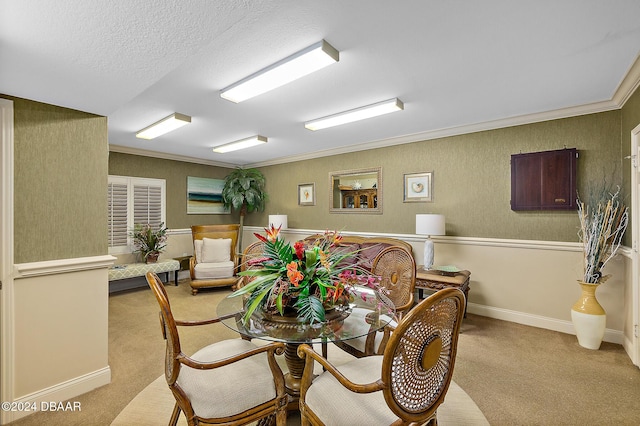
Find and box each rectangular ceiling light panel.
[213,135,268,153]
[220,40,339,103]
[304,98,404,131]
[136,113,191,139]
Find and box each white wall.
[8,256,112,422]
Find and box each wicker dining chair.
[145,272,288,426]
[335,245,416,357]
[297,288,465,426]
[236,240,266,290]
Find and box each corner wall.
[1,96,112,422]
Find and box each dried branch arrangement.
[577,185,628,283]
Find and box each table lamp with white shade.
[268,214,288,230]
[415,214,445,269]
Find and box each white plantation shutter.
[108,175,166,253]
[108,181,128,247]
[133,184,163,229]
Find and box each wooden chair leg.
[169,402,181,426]
[321,341,328,371]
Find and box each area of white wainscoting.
[241,226,632,350]
[148,226,633,356]
[8,255,114,422]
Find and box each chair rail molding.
[242,226,632,354]
[15,255,116,278]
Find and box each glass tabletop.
[216,286,396,344]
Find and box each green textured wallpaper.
[621,87,640,246]
[8,96,108,263]
[108,103,637,243]
[108,153,236,229]
[258,111,623,242]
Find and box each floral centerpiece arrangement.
[231,226,383,324]
[131,222,168,263]
[577,184,628,283]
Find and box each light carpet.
[112,342,488,426]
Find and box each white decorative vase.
[571,280,606,350]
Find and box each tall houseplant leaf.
[222,167,268,249]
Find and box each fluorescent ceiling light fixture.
[220,40,339,103]
[213,135,268,153]
[305,98,404,131]
[136,113,191,139]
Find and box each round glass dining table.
[216,286,395,403]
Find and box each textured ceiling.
[2,0,640,167]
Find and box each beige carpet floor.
[110,374,487,426]
[8,279,640,425]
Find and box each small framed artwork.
[404,172,433,202]
[298,183,316,206]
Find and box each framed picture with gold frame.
[403,172,433,202]
[298,183,315,206]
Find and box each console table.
[415,267,470,317]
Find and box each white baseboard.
[3,367,111,423]
[467,302,624,345]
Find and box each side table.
[415,267,470,317]
[174,255,192,271]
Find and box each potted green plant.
[231,226,385,324]
[222,167,268,249]
[131,222,168,263]
[572,184,628,349]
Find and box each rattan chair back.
[371,245,416,317]
[240,241,266,272]
[381,288,465,422]
[297,288,465,425]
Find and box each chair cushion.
[332,243,360,270]
[194,261,234,279]
[177,339,277,419]
[359,242,392,270]
[201,238,231,263]
[305,355,398,425]
[339,308,395,353]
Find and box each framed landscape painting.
[187,176,230,214]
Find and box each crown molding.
[110,53,640,169]
[247,99,620,168]
[613,53,640,107]
[108,144,237,168]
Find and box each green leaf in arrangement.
[236,227,384,324]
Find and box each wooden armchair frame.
[298,288,465,426]
[335,245,416,357]
[146,272,288,425]
[189,224,242,295]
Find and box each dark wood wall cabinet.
[510,148,577,211]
